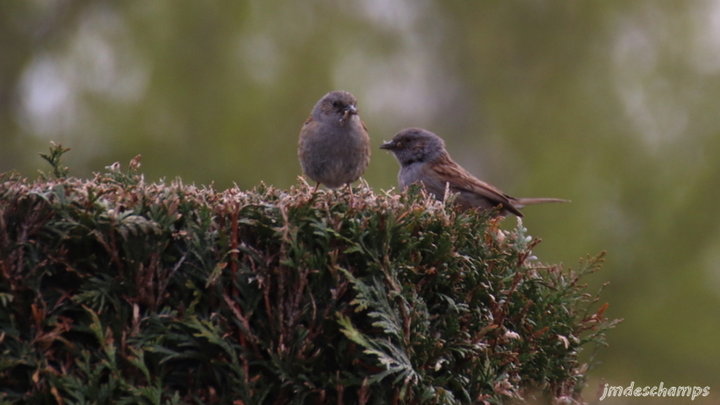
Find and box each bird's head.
[380,127,446,166]
[314,90,359,125]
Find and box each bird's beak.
[380,140,394,150]
[340,104,357,124]
[341,105,357,122]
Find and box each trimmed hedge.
[0,146,617,404]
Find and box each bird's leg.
[343,182,357,209]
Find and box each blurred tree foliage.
[1,0,719,394]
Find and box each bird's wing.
[298,115,319,159]
[302,114,313,127]
[428,154,523,216]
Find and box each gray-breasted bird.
[380,128,568,216]
[298,90,370,189]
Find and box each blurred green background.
[2,1,719,403]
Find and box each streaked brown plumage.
[298,90,370,189]
[380,128,568,216]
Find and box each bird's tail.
[513,197,570,208]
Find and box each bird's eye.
[332,101,342,108]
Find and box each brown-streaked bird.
[298,90,370,189]
[380,127,568,216]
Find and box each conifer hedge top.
[0,149,617,404]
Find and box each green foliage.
[38,142,71,180]
[0,153,617,404]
